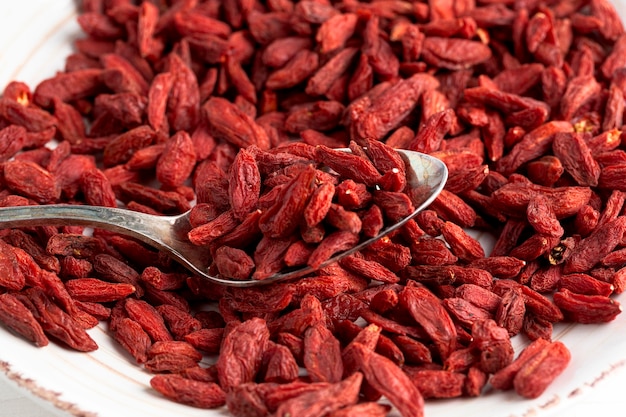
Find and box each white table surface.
[0,379,54,417]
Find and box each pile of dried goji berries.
[0,0,625,415]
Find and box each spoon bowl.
[0,149,447,287]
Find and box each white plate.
[1,1,626,417]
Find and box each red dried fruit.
[353,73,439,141]
[513,341,571,399]
[328,402,391,417]
[0,293,49,347]
[564,216,626,274]
[65,278,136,302]
[422,37,492,70]
[103,125,157,167]
[204,97,270,150]
[399,285,456,360]
[490,338,551,391]
[553,289,621,323]
[19,288,97,352]
[259,165,316,239]
[33,69,104,108]
[144,342,203,373]
[266,49,319,90]
[495,288,526,336]
[156,304,201,340]
[495,121,573,175]
[0,240,27,291]
[303,323,343,383]
[304,181,334,228]
[156,131,197,188]
[262,37,313,68]
[470,319,514,374]
[124,298,173,343]
[307,231,360,270]
[4,160,60,203]
[492,183,592,219]
[559,273,614,297]
[552,131,601,186]
[0,125,27,162]
[408,369,465,399]
[354,343,425,417]
[339,255,400,284]
[440,221,485,262]
[81,168,117,207]
[306,47,358,97]
[216,318,270,391]
[46,233,105,259]
[214,246,256,281]
[188,210,239,246]
[147,72,173,133]
[150,375,226,409]
[274,372,362,417]
[228,147,261,221]
[527,194,564,238]
[264,343,299,383]
[92,253,142,293]
[184,328,224,354]
[112,317,152,364]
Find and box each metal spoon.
[0,149,447,287]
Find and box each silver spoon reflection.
[0,149,447,287]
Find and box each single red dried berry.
[33,69,104,108]
[354,343,425,417]
[81,168,117,207]
[204,97,270,150]
[65,278,136,302]
[4,160,60,203]
[214,246,256,280]
[399,285,457,360]
[553,289,621,323]
[513,341,571,399]
[228,147,261,221]
[408,369,465,399]
[150,374,226,409]
[124,298,173,342]
[264,343,299,383]
[307,231,360,270]
[259,165,317,239]
[303,323,343,383]
[274,372,362,417]
[156,131,197,188]
[112,318,152,364]
[216,318,270,391]
[440,221,485,262]
[0,293,49,347]
[470,319,514,374]
[552,131,601,186]
[144,340,203,373]
[103,125,157,167]
[564,216,626,273]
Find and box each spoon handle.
[0,205,176,246]
[0,204,216,281]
